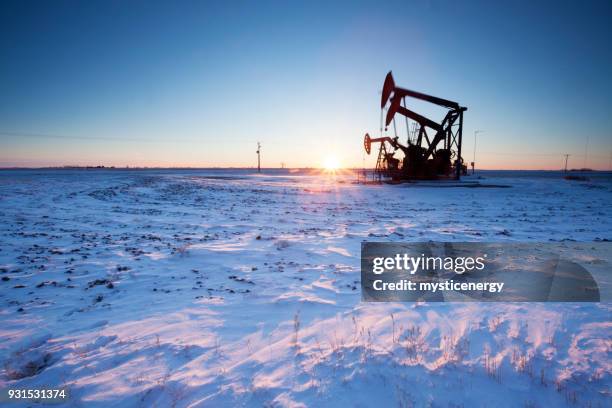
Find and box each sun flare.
[323,155,341,171]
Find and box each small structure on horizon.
[256,142,261,173]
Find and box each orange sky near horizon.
[1,143,610,171]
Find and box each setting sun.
[323,155,341,171]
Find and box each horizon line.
[0,166,608,172]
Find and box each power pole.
[472,130,483,175]
[256,142,261,173]
[583,134,590,169]
[563,154,570,172]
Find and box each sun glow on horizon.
[323,155,341,172]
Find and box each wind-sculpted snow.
[0,169,610,407]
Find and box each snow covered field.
[0,169,610,407]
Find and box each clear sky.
[1,0,611,169]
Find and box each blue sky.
[1,0,611,169]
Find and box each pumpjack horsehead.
[364,72,468,181]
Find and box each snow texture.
[0,169,610,407]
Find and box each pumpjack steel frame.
[364,71,468,181]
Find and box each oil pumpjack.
[363,72,468,181]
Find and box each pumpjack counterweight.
[364,71,468,181]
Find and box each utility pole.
[256,142,261,173]
[583,134,590,169]
[472,130,483,175]
[563,154,570,172]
